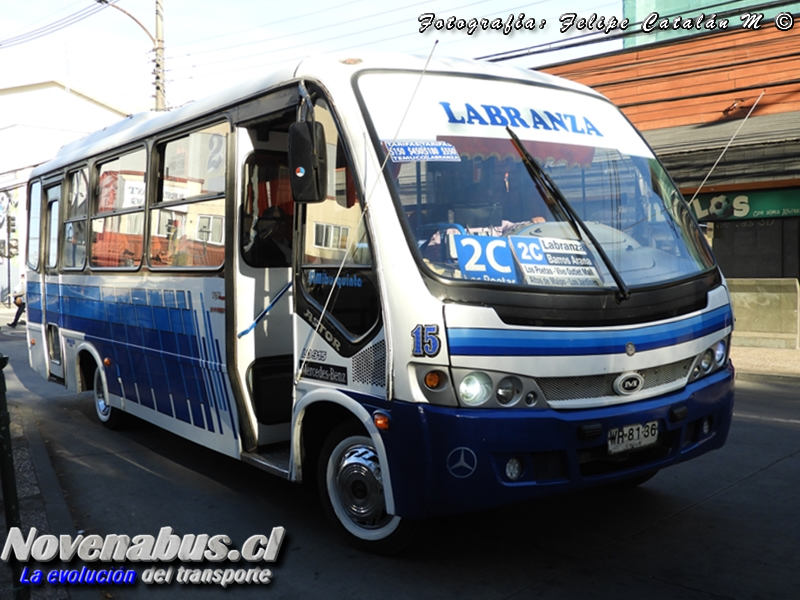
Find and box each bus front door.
[234,123,296,449]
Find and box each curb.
[0,344,76,540]
[734,371,800,385]
[17,403,76,537]
[0,333,74,600]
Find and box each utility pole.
[5,215,17,309]
[0,191,10,308]
[154,0,165,111]
[97,0,165,110]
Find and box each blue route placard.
[453,235,518,284]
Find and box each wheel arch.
[75,342,104,394]
[292,388,396,514]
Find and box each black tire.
[93,366,127,430]
[317,420,419,554]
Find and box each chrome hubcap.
[95,372,109,417]
[334,443,386,523]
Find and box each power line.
[166,26,422,83]
[164,0,563,81]
[3,0,89,39]
[165,0,369,55]
[164,0,495,64]
[478,0,793,63]
[392,0,579,57]
[0,0,121,50]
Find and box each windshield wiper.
[505,126,631,303]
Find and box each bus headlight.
[496,376,523,406]
[714,339,728,366]
[458,372,493,406]
[690,336,730,382]
[450,368,546,409]
[700,349,714,373]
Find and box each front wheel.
[318,421,418,554]
[93,366,127,429]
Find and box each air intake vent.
[352,340,386,387]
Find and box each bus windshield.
[357,71,714,291]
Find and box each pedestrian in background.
[8,273,25,328]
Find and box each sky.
[0,0,625,114]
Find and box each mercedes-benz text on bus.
[25,54,734,553]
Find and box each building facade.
[0,81,127,301]
[540,17,800,347]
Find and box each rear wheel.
[318,421,418,554]
[93,367,127,429]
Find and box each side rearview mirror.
[288,121,327,203]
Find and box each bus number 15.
[411,324,441,357]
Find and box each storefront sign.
[689,188,800,221]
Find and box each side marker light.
[373,412,390,430]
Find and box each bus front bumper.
[382,364,734,519]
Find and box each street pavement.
[0,304,70,600]
[0,302,796,599]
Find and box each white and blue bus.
[25,53,734,553]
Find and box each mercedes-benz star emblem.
[446,447,478,479]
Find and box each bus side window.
[149,123,228,269]
[63,169,88,270]
[45,186,60,271]
[27,181,42,271]
[90,148,146,269]
[241,153,294,268]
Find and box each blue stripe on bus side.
[33,282,231,436]
[195,292,220,433]
[447,305,733,357]
[201,292,237,440]
[26,281,42,322]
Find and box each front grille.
[538,358,694,406]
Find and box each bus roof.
[30,53,601,178]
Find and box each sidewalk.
[729,344,800,383]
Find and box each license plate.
[607,421,659,455]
